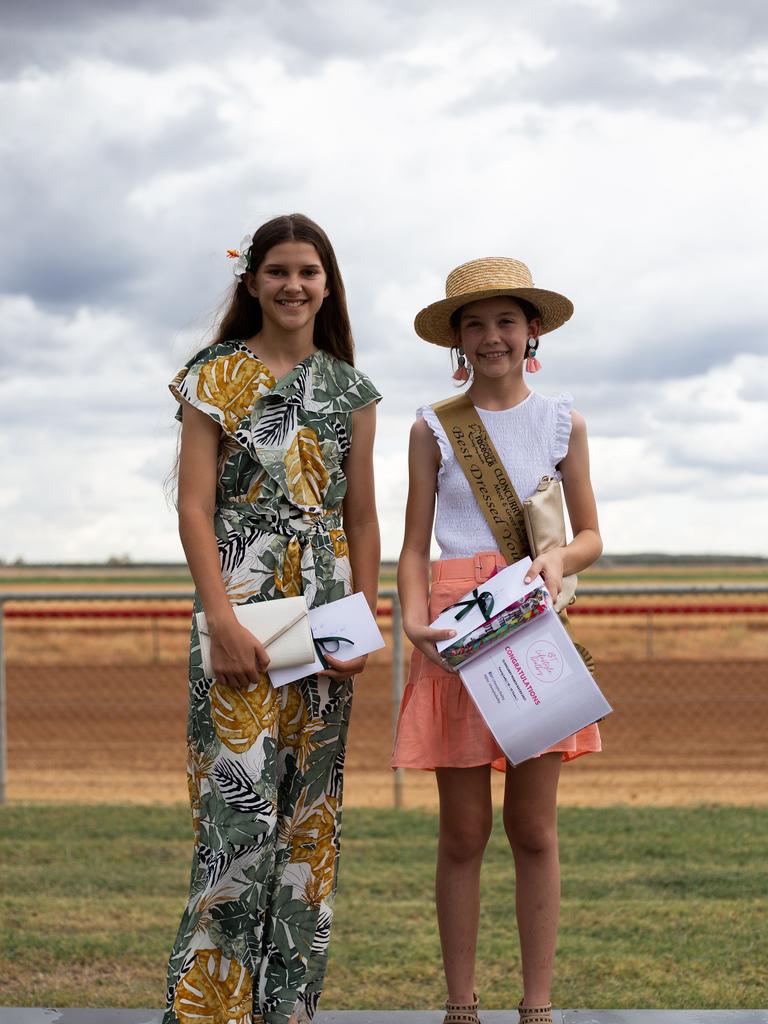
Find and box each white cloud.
[2,0,767,561]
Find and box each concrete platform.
[1,1010,766,1024]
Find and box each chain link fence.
[1,588,766,807]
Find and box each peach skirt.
[391,551,602,771]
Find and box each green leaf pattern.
[164,343,381,1024]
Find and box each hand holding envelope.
[268,591,386,687]
[314,636,368,680]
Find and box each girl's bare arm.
[177,403,269,688]
[177,405,232,626]
[398,418,457,668]
[342,402,380,613]
[319,401,380,679]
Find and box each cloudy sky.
[2,0,767,562]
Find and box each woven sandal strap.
[444,996,480,1024]
[518,1002,553,1024]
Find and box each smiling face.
[245,240,330,335]
[455,296,540,379]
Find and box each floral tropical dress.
[164,341,381,1024]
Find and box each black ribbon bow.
[449,588,494,622]
[314,635,354,669]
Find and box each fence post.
[0,601,6,806]
[390,592,405,810]
[152,617,161,664]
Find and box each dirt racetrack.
[6,644,768,806]
[3,564,767,806]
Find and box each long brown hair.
[213,213,355,365]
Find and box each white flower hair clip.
[226,234,253,279]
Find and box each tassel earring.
[452,349,470,382]
[525,337,542,373]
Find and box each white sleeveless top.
[419,391,573,560]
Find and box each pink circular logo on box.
[525,640,564,682]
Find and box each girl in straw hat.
[392,257,602,1024]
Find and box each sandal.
[518,1000,553,1024]
[443,993,481,1023]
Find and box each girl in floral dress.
[164,214,381,1024]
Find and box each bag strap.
[259,608,309,648]
[431,395,598,674]
[431,394,530,565]
[197,606,307,648]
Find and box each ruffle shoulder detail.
[552,391,574,465]
[302,351,382,415]
[169,344,381,515]
[417,404,453,478]
[169,342,275,432]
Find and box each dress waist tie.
[217,503,344,602]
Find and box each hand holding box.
[429,557,612,764]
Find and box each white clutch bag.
[195,596,314,679]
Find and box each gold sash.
[431,393,595,672]
[432,393,531,563]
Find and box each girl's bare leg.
[435,764,493,1004]
[503,752,562,1008]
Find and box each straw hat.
[414,257,573,347]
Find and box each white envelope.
[268,591,386,687]
[432,557,545,654]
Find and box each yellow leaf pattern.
[277,686,304,752]
[243,469,265,503]
[329,528,349,560]
[274,535,302,598]
[170,365,190,396]
[222,570,262,605]
[287,796,338,904]
[283,427,329,507]
[173,948,252,1024]
[210,676,280,753]
[295,716,328,775]
[186,739,214,842]
[303,872,327,910]
[276,695,327,773]
[197,353,275,434]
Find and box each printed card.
[458,606,612,764]
[268,591,385,687]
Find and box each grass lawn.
[0,805,766,1010]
